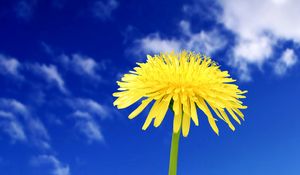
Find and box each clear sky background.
[0,0,300,175]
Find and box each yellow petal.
[182,112,190,137]
[227,108,241,124]
[173,98,182,133]
[195,98,219,135]
[114,92,143,109]
[142,99,161,130]
[190,98,199,126]
[154,95,172,127]
[218,109,235,131]
[128,98,153,119]
[233,108,245,120]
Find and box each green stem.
[168,129,180,175]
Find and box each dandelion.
[113,51,247,175]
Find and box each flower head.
[113,51,247,137]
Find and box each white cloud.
[274,48,298,75]
[0,99,28,142]
[0,120,27,142]
[135,20,226,56]
[0,98,50,148]
[61,54,102,80]
[28,118,51,149]
[180,20,227,55]
[0,54,22,78]
[68,98,110,143]
[233,36,275,64]
[217,0,300,80]
[219,0,300,42]
[138,34,181,54]
[71,98,110,119]
[32,64,67,93]
[92,0,119,21]
[76,119,104,142]
[0,99,29,116]
[31,155,70,175]
[72,111,92,119]
[0,111,14,119]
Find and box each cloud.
[32,64,67,94]
[0,120,27,142]
[60,54,103,80]
[134,20,226,56]
[67,98,111,143]
[75,118,104,142]
[0,111,14,119]
[28,118,51,149]
[31,155,70,175]
[73,111,92,119]
[0,98,50,148]
[0,54,22,78]
[217,0,300,80]
[70,98,110,119]
[92,0,119,21]
[274,48,298,75]
[219,0,300,42]
[14,0,36,21]
[0,99,28,142]
[137,34,181,54]
[179,20,227,55]
[0,98,29,116]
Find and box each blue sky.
[1,0,300,175]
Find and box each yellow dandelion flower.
[113,51,247,137]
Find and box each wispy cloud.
[0,99,27,142]
[0,54,22,79]
[69,98,110,119]
[31,154,70,175]
[133,20,226,56]
[28,118,51,149]
[0,98,50,149]
[31,64,68,94]
[0,111,14,119]
[60,54,103,80]
[75,117,104,143]
[14,0,36,21]
[92,0,119,21]
[67,98,111,143]
[0,120,27,142]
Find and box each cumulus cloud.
[217,0,300,80]
[32,64,67,94]
[92,0,119,21]
[31,154,70,175]
[60,54,103,80]
[219,0,300,41]
[274,48,298,75]
[134,20,226,56]
[138,34,181,54]
[0,54,22,78]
